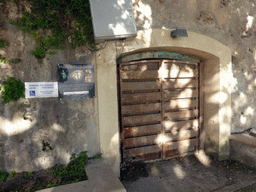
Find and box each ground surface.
[0,164,87,192]
[121,153,256,192]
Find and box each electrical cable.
[86,41,108,51]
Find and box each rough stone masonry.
[1,0,256,172]
[0,1,100,172]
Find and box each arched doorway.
[96,29,232,176]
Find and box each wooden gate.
[118,59,203,162]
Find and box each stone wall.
[133,0,256,132]
[0,1,100,172]
[1,0,256,173]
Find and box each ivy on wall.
[0,38,22,64]
[1,77,25,104]
[0,39,10,64]
[0,39,9,48]
[9,0,94,59]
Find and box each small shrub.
[93,153,102,159]
[32,46,46,59]
[42,140,54,152]
[51,151,88,182]
[10,59,21,64]
[0,39,9,48]
[46,182,58,188]
[9,170,16,178]
[1,77,25,104]
[23,172,33,179]
[0,54,9,64]
[0,169,8,183]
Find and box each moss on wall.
[0,0,99,172]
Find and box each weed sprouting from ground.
[0,169,8,183]
[93,153,102,159]
[50,151,88,183]
[219,160,253,173]
[9,170,16,178]
[0,151,89,191]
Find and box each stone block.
[230,134,256,169]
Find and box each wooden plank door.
[119,60,162,161]
[118,59,201,162]
[161,60,199,159]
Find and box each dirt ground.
[0,164,87,192]
[120,152,256,192]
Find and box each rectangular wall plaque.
[57,64,95,100]
[25,82,58,98]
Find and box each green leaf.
[8,0,94,59]
[1,77,25,104]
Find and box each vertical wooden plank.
[120,59,202,162]
[118,63,125,163]
[198,62,204,150]
[120,60,163,162]
[161,60,166,160]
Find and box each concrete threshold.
[36,158,126,192]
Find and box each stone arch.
[96,29,232,176]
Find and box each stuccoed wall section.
[0,2,100,172]
[133,0,256,132]
[1,0,256,173]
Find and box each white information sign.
[25,82,58,98]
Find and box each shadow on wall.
[131,0,256,134]
[0,97,100,172]
[0,2,100,172]
[119,55,225,162]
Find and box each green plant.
[219,160,251,172]
[9,170,16,178]
[0,39,12,64]
[0,39,9,48]
[1,77,25,104]
[48,51,56,55]
[23,172,33,179]
[10,58,21,64]
[32,46,46,59]
[10,0,94,59]
[51,151,88,182]
[93,153,102,159]
[47,182,58,188]
[0,169,8,183]
[42,140,54,152]
[34,180,41,185]
[28,172,33,178]
[0,54,9,64]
